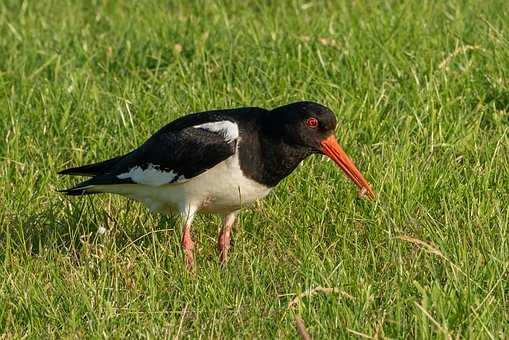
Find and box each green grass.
[1,0,508,338]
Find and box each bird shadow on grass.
[1,196,183,264]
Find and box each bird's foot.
[184,250,195,272]
[218,229,231,265]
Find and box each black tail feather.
[58,176,99,196]
[58,155,125,176]
[59,152,134,195]
[58,187,98,196]
[58,173,133,196]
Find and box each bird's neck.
[238,133,312,188]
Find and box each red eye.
[306,117,319,128]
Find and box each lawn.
[1,0,508,338]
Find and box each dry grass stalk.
[295,316,311,340]
[288,286,354,308]
[439,44,483,70]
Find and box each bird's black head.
[267,101,375,198]
[269,101,337,152]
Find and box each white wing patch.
[193,120,239,142]
[117,163,181,186]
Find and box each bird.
[59,101,374,269]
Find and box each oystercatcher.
[59,101,374,269]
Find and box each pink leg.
[218,212,236,265]
[182,224,194,270]
[180,206,197,271]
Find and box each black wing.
[60,122,238,195]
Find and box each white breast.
[173,151,271,213]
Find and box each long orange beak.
[320,135,375,199]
